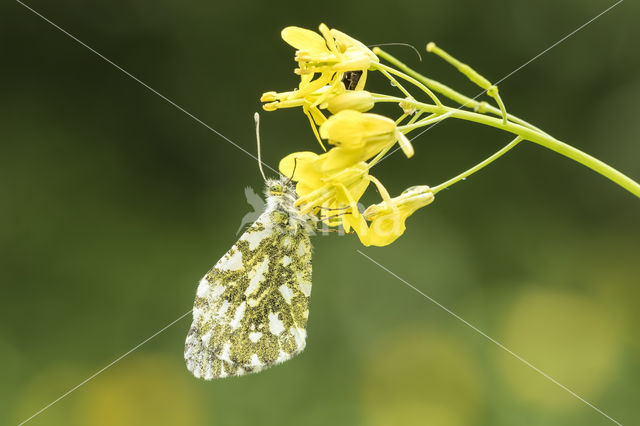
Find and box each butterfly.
[184,177,317,379]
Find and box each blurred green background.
[2,0,639,425]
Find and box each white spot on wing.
[210,284,225,300]
[290,327,306,349]
[245,256,269,296]
[283,236,292,248]
[216,300,231,318]
[229,301,246,329]
[282,255,291,266]
[219,342,232,362]
[204,362,214,380]
[218,250,243,271]
[196,278,210,298]
[276,350,289,363]
[249,331,263,342]
[297,241,306,256]
[201,330,213,346]
[279,284,294,304]
[299,281,312,297]
[250,354,263,368]
[268,312,285,335]
[241,226,272,250]
[193,307,203,321]
[184,342,194,359]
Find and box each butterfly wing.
[185,210,312,379]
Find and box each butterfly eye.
[271,184,283,194]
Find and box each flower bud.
[359,185,434,246]
[364,185,434,219]
[327,91,375,114]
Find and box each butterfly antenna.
[367,42,423,62]
[254,112,267,181]
[286,157,298,185]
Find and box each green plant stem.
[373,48,551,136]
[387,97,640,198]
[372,62,443,107]
[432,137,522,194]
[376,67,414,99]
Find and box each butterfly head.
[265,178,296,200]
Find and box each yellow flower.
[262,24,378,107]
[262,24,380,149]
[277,109,422,243]
[282,24,378,87]
[260,85,345,113]
[327,90,375,114]
[278,151,323,197]
[279,151,372,234]
[262,23,378,109]
[350,185,435,246]
[279,148,432,247]
[319,110,415,169]
[266,24,434,247]
[279,151,370,217]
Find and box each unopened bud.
[327,91,375,114]
[364,185,434,220]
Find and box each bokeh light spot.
[495,288,622,410]
[360,327,483,426]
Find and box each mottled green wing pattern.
[185,210,312,379]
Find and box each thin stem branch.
[372,62,443,107]
[374,47,551,136]
[376,67,414,99]
[432,137,522,194]
[390,97,640,198]
[398,111,453,134]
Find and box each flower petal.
[320,110,396,148]
[364,186,434,220]
[330,28,379,62]
[327,91,375,114]
[367,212,407,246]
[281,27,328,54]
[279,151,319,180]
[320,147,364,175]
[395,130,415,158]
